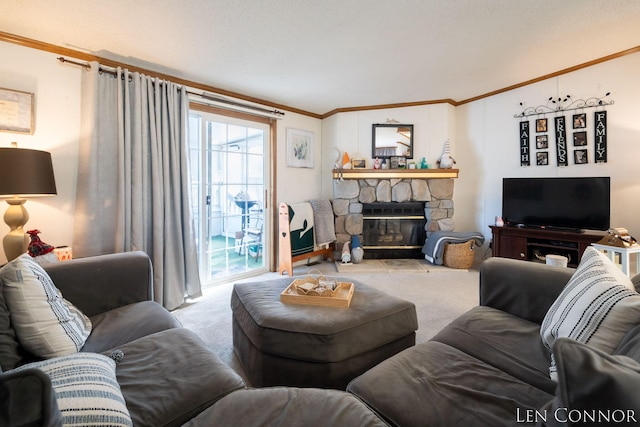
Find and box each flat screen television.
[502,177,610,232]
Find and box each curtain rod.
[57,56,285,117]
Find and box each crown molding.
[2,31,638,120]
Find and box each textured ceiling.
[2,0,639,115]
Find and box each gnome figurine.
[436,139,457,169]
[351,235,364,264]
[341,241,351,263]
[27,229,58,265]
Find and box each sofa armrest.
[43,251,153,317]
[0,368,62,427]
[479,257,574,324]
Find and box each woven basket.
[443,240,476,269]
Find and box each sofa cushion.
[184,387,389,427]
[347,340,553,427]
[13,352,132,427]
[0,279,23,371]
[540,247,640,380]
[540,338,640,427]
[0,254,92,358]
[432,305,556,394]
[81,300,181,353]
[113,328,246,427]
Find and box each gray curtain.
[74,63,201,310]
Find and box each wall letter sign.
[519,121,530,166]
[554,116,568,167]
[594,111,607,163]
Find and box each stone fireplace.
[332,169,457,259]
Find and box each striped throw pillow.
[13,353,132,427]
[0,254,92,358]
[541,247,640,380]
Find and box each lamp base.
[3,198,29,262]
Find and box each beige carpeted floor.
[172,258,482,382]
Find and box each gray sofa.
[347,257,640,426]
[0,252,387,427]
[5,253,640,426]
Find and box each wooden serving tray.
[280,280,355,308]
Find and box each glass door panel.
[189,110,270,286]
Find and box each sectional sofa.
[2,249,640,426]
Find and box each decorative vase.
[495,216,504,227]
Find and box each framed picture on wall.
[0,87,35,134]
[536,118,547,133]
[286,128,314,168]
[536,135,548,149]
[573,131,587,146]
[573,113,586,129]
[536,152,549,165]
[574,149,588,164]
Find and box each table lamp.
[0,144,57,261]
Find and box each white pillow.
[0,254,92,358]
[13,352,132,427]
[541,247,640,380]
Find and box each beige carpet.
[335,258,465,273]
[172,258,482,383]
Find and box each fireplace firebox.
[362,202,426,259]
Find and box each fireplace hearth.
[332,172,456,259]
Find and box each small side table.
[591,243,640,277]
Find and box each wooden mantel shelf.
[332,168,459,180]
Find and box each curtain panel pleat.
[74,63,201,310]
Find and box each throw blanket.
[309,199,336,246]
[288,203,315,256]
[422,231,485,265]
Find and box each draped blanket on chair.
[287,203,315,257]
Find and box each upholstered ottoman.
[231,277,418,389]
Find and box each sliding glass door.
[188,107,271,285]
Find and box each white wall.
[320,104,455,199]
[457,52,640,240]
[0,40,323,264]
[3,39,638,265]
[0,42,81,264]
[322,52,640,244]
[276,112,323,203]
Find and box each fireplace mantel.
[332,168,459,180]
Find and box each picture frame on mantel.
[0,87,35,134]
[286,127,314,168]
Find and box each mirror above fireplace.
[372,123,414,159]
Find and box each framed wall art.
[574,149,588,164]
[0,87,34,134]
[536,135,548,149]
[573,113,586,129]
[536,118,547,133]
[286,128,314,168]
[573,131,587,146]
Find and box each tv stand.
[490,226,606,268]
